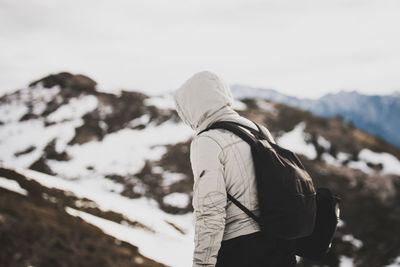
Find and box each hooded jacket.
[174,71,274,267]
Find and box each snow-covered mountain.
[1,72,400,267]
[231,85,400,148]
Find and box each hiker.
[174,71,297,267]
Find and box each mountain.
[1,72,400,267]
[231,85,400,148]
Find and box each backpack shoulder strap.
[224,121,266,140]
[198,121,258,147]
[227,194,260,223]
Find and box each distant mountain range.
[231,85,400,148]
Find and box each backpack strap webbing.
[227,193,260,223]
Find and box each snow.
[386,256,400,267]
[161,170,187,187]
[0,89,197,267]
[98,104,114,119]
[163,193,190,208]
[318,135,331,150]
[342,234,363,249]
[29,84,61,103]
[128,114,151,128]
[232,100,247,111]
[66,207,193,267]
[0,101,28,123]
[0,176,28,195]
[333,149,400,176]
[337,152,351,162]
[277,122,317,159]
[98,177,125,194]
[256,99,277,115]
[358,149,400,176]
[0,119,81,168]
[276,124,392,176]
[144,95,176,110]
[11,168,194,266]
[47,95,98,122]
[0,85,61,123]
[347,160,373,174]
[48,121,193,179]
[17,168,194,234]
[0,85,92,169]
[321,151,353,167]
[339,256,355,267]
[16,167,193,236]
[321,153,340,166]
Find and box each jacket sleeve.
[190,135,227,267]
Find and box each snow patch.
[0,101,29,123]
[386,256,400,267]
[322,151,353,167]
[66,207,193,267]
[48,121,193,178]
[163,193,190,208]
[16,168,194,240]
[342,234,363,249]
[321,153,340,166]
[28,84,61,103]
[161,170,187,187]
[318,135,331,149]
[0,85,61,123]
[0,176,28,195]
[339,149,400,175]
[347,160,373,174]
[9,166,195,266]
[0,119,81,168]
[128,114,151,128]
[358,149,400,176]
[256,99,277,115]
[47,95,98,122]
[339,256,355,267]
[144,95,176,110]
[232,100,247,111]
[337,152,351,162]
[277,122,317,159]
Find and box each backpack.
[198,121,317,239]
[295,188,341,261]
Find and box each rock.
[14,146,36,157]
[29,157,55,175]
[29,72,97,94]
[44,139,70,161]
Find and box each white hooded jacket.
[174,71,274,267]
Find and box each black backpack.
[295,188,341,261]
[198,121,317,239]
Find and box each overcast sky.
[1,0,400,98]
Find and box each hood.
[174,71,239,133]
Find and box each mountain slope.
[1,72,400,267]
[0,168,165,267]
[231,85,400,148]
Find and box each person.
[173,71,296,267]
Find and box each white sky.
[1,0,400,98]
